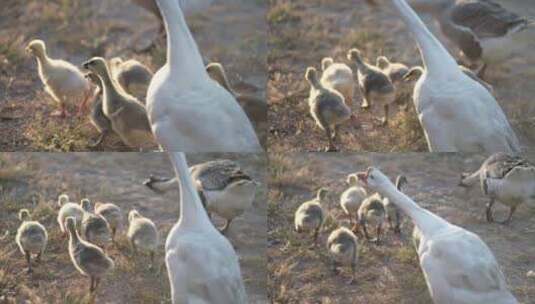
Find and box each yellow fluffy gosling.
[127,210,159,268]
[16,209,48,273]
[80,199,112,248]
[327,227,359,284]
[294,188,328,245]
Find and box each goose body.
[26,40,90,116]
[320,57,355,109]
[83,57,155,150]
[16,209,48,273]
[358,193,386,242]
[80,199,112,248]
[146,0,261,152]
[84,72,113,147]
[305,67,351,152]
[65,217,114,294]
[408,0,534,71]
[327,227,358,283]
[206,62,268,147]
[358,167,517,304]
[95,202,122,240]
[57,194,85,234]
[347,49,395,125]
[109,57,153,100]
[165,152,247,303]
[392,0,520,153]
[460,153,535,224]
[340,174,367,226]
[127,210,159,266]
[294,188,327,245]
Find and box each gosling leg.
[498,206,517,225]
[313,226,320,246]
[348,261,356,285]
[324,127,337,152]
[36,250,43,263]
[376,224,383,245]
[361,93,370,109]
[25,250,32,273]
[361,220,371,241]
[381,104,389,126]
[486,198,495,223]
[149,251,155,270]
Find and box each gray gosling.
[65,217,114,294]
[16,209,48,273]
[94,202,123,242]
[127,210,159,268]
[84,72,112,147]
[82,57,155,150]
[376,56,410,85]
[305,67,351,152]
[57,194,86,235]
[294,188,328,246]
[382,175,408,234]
[80,199,112,248]
[327,227,359,284]
[347,48,395,126]
[109,57,153,101]
[357,193,386,243]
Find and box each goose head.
[376,56,390,69]
[305,67,320,87]
[58,194,69,207]
[321,57,334,71]
[83,57,109,77]
[18,209,31,222]
[316,188,329,201]
[357,167,393,193]
[80,198,92,212]
[128,209,141,223]
[25,39,46,58]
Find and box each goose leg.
[486,199,495,223]
[498,206,517,225]
[25,250,32,273]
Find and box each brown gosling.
[109,57,153,101]
[206,62,267,147]
[327,227,359,284]
[357,193,386,243]
[65,217,114,295]
[80,199,112,248]
[16,209,48,273]
[25,39,91,117]
[294,188,328,246]
[84,72,112,147]
[94,202,123,242]
[305,67,351,152]
[127,210,159,268]
[347,48,395,126]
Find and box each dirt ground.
[0,0,267,151]
[268,0,535,153]
[0,153,267,303]
[268,153,535,303]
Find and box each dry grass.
[268,153,535,303]
[0,0,267,151]
[267,0,535,153]
[0,153,268,303]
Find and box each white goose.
[165,152,247,303]
[391,0,520,153]
[407,0,534,76]
[357,167,517,304]
[146,0,261,152]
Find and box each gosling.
[25,39,90,117]
[347,48,395,125]
[382,175,408,234]
[65,217,114,295]
[80,199,112,248]
[340,173,367,227]
[16,209,48,273]
[94,202,122,241]
[375,56,409,85]
[57,194,85,236]
[327,227,358,284]
[357,193,386,243]
[320,57,355,111]
[109,57,153,101]
[305,67,351,152]
[84,72,112,147]
[82,57,155,150]
[127,210,159,268]
[294,188,328,246]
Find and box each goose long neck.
[169,152,212,229]
[391,0,459,76]
[156,0,206,81]
[378,182,448,236]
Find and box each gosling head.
[18,209,31,222]
[25,39,46,57]
[321,57,334,71]
[206,62,225,77]
[356,167,393,194]
[80,198,92,212]
[65,216,77,235]
[58,194,69,207]
[109,57,124,70]
[376,56,390,69]
[347,48,363,63]
[316,188,329,201]
[305,67,320,86]
[128,209,141,223]
[346,174,359,185]
[83,57,108,76]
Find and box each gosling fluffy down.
[127,210,159,266]
[16,209,48,273]
[57,194,85,234]
[327,227,358,282]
